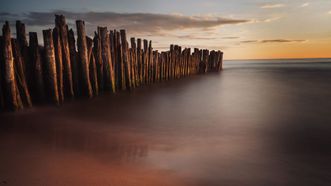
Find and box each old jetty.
[0,15,223,112]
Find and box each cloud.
[222,36,240,39]
[175,35,216,40]
[328,10,331,14]
[301,2,310,7]
[261,39,306,43]
[0,10,249,35]
[260,3,286,9]
[240,40,258,43]
[249,16,282,24]
[241,39,307,44]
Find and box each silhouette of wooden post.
[29,32,45,102]
[53,27,64,103]
[109,31,116,86]
[147,40,152,84]
[93,32,104,91]
[99,27,116,93]
[86,37,99,96]
[137,39,142,85]
[218,51,223,71]
[55,15,74,98]
[115,31,123,90]
[12,39,32,107]
[0,36,5,110]
[16,21,30,80]
[160,52,165,81]
[130,37,137,87]
[153,50,159,82]
[143,39,148,84]
[43,29,60,105]
[169,45,178,79]
[76,20,93,98]
[68,29,80,97]
[2,22,22,111]
[200,49,209,73]
[120,30,132,90]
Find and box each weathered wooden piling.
[120,29,132,90]
[130,38,138,87]
[93,32,104,91]
[53,27,64,103]
[29,32,45,102]
[98,27,116,92]
[137,39,142,84]
[2,22,22,110]
[12,39,32,107]
[143,39,148,84]
[86,37,99,96]
[0,36,5,110]
[42,29,60,105]
[16,21,30,80]
[55,15,74,98]
[76,20,93,98]
[218,52,223,71]
[148,41,153,84]
[68,29,80,97]
[114,30,122,90]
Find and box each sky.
[1,0,331,59]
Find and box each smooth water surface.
[1,59,331,186]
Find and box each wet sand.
[1,60,331,186]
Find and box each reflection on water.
[1,59,331,186]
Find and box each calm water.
[1,59,331,186]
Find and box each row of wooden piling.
[0,15,223,112]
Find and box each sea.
[1,58,331,186]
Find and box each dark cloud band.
[0,10,248,35]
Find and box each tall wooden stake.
[29,32,45,102]
[53,27,64,103]
[12,39,32,107]
[55,15,74,98]
[120,30,132,90]
[43,29,60,105]
[98,27,115,93]
[76,20,93,98]
[93,32,104,91]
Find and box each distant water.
[1,59,331,186]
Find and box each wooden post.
[200,49,209,73]
[0,36,5,110]
[98,27,116,93]
[137,39,142,85]
[55,15,74,98]
[114,30,123,90]
[120,29,132,90]
[12,39,32,107]
[142,39,148,84]
[43,29,60,105]
[130,37,137,87]
[170,45,174,79]
[148,41,153,84]
[68,29,80,97]
[29,32,45,102]
[76,20,93,98]
[153,50,159,83]
[218,51,223,71]
[86,37,99,96]
[2,22,23,111]
[93,32,104,91]
[16,21,30,80]
[109,31,116,78]
[160,52,165,81]
[53,27,64,103]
